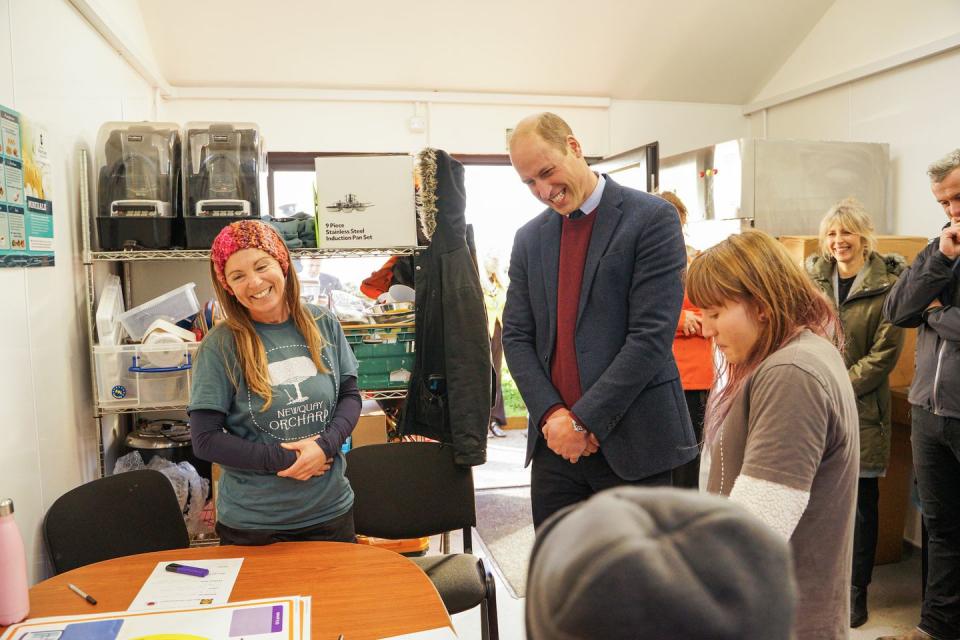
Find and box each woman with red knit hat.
[188,220,361,545]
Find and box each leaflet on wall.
[0,104,54,267]
[314,155,417,248]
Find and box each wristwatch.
[570,417,586,432]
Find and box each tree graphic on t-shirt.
[268,356,318,405]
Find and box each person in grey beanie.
[526,487,797,640]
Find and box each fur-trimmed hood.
[414,148,466,244]
[806,250,906,287]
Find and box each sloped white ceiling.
[137,0,834,103]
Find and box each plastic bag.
[112,452,210,539]
[330,290,368,323]
[113,450,146,474]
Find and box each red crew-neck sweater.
[550,211,597,409]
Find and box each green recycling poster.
[0,103,54,267]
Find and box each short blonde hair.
[511,112,573,154]
[817,198,877,261]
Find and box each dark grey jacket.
[883,234,960,418]
[400,150,491,466]
[503,177,696,480]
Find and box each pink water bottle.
[0,498,29,625]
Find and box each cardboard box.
[352,411,387,448]
[314,155,417,248]
[778,235,929,389]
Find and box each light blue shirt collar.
[579,173,605,216]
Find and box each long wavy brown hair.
[686,231,842,442]
[208,254,329,412]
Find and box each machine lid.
[127,419,191,449]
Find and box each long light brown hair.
[686,231,842,441]
[209,255,329,411]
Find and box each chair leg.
[480,600,490,640]
[479,559,499,640]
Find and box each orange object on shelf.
[356,534,429,557]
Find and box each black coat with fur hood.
[399,149,491,466]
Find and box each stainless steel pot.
[125,419,211,479]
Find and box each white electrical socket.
[408,116,426,133]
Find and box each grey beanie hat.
[526,487,796,640]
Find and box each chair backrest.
[345,442,476,541]
[44,469,190,574]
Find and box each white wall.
[0,0,154,583]
[748,46,960,237]
[753,0,960,104]
[608,100,748,159]
[159,98,610,156]
[159,96,750,165]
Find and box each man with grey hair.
[882,149,960,640]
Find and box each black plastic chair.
[345,442,498,640]
[44,469,190,574]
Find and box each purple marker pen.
[165,563,210,578]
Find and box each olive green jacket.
[806,251,906,474]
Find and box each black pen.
[68,583,97,605]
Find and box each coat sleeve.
[571,204,686,441]
[883,242,953,327]
[503,227,564,429]
[848,313,904,397]
[925,305,960,341]
[441,247,491,466]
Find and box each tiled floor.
[439,428,927,640]
[851,545,923,639]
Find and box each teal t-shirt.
[189,304,359,531]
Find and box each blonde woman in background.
[688,230,858,639]
[806,198,905,628]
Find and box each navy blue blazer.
[502,177,697,480]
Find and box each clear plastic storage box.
[119,283,200,342]
[93,342,200,409]
[95,274,125,345]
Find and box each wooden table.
[4,542,451,639]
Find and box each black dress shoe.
[488,422,507,438]
[851,585,868,628]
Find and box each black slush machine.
[183,122,263,248]
[95,122,182,250]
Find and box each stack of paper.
[0,595,311,639]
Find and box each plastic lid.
[0,498,13,516]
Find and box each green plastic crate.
[344,325,415,390]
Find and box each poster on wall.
[0,104,54,267]
[314,155,417,248]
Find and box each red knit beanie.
[211,220,290,290]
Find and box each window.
[267,152,547,296]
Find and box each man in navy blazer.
[503,113,697,527]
